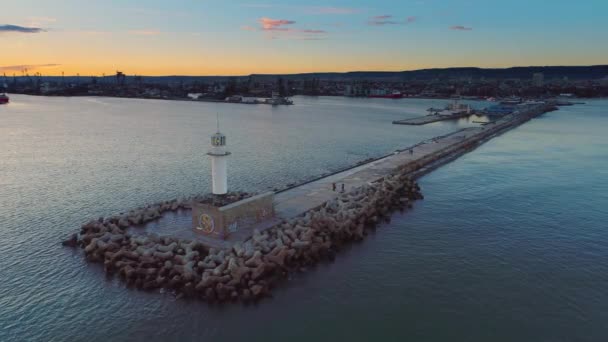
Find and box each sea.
[1,95,607,341]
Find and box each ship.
[445,97,471,113]
[426,97,472,116]
[0,93,9,105]
[264,91,293,105]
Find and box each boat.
[0,93,9,105]
[264,91,293,105]
[445,97,472,114]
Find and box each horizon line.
[3,64,607,78]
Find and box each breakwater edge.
[62,101,557,303]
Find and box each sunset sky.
[2,0,607,76]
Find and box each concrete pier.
[392,111,473,125]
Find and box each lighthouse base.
[192,192,275,240]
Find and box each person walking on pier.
[341,183,345,193]
[332,183,336,192]
[410,148,414,155]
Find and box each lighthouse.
[207,118,230,195]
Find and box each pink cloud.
[258,17,296,31]
[450,25,473,31]
[247,17,327,38]
[407,16,418,23]
[373,15,392,20]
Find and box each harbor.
[4,93,607,341]
[393,97,475,125]
[64,99,558,302]
[4,0,608,338]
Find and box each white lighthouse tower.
[207,116,230,195]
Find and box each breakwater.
[63,101,556,303]
[66,173,423,302]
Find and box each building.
[533,72,544,87]
[344,82,369,97]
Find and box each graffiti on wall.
[228,221,238,233]
[196,213,215,234]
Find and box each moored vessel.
[0,93,9,105]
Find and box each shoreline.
[8,92,603,104]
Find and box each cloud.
[368,15,419,26]
[304,7,360,14]
[368,15,399,26]
[0,64,60,72]
[450,25,473,31]
[0,24,45,33]
[258,18,296,31]
[128,29,161,35]
[247,18,327,38]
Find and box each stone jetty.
[65,172,422,302]
[62,101,557,303]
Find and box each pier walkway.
[274,127,479,219]
[392,112,472,125]
[275,102,555,221]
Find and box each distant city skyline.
[2,0,607,76]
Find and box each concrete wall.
[192,192,275,239]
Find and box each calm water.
[1,95,607,341]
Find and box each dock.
[392,111,472,125]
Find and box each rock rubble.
[63,173,422,303]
